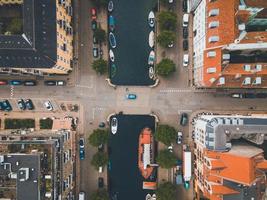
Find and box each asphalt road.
[0,0,266,200]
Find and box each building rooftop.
[0,0,57,68]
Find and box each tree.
[94,28,106,43]
[89,129,109,147]
[92,0,108,8]
[156,59,176,77]
[156,149,177,169]
[91,152,108,169]
[91,189,109,200]
[158,11,177,31]
[156,182,177,200]
[157,30,175,48]
[160,0,170,7]
[92,59,108,75]
[7,18,23,34]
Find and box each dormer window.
[209,36,219,43]
[256,64,262,71]
[242,77,251,85]
[207,51,216,57]
[243,64,251,71]
[209,21,219,28]
[209,9,219,17]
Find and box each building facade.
[193,0,267,88]
[0,0,73,76]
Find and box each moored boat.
[138,127,154,179]
[108,1,114,12]
[148,51,155,65]
[149,67,154,79]
[146,194,152,200]
[148,11,155,28]
[109,32,117,48]
[152,194,156,200]
[149,31,154,48]
[111,117,117,134]
[109,49,115,62]
[109,15,115,31]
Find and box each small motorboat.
[149,67,154,79]
[152,194,156,200]
[148,51,155,65]
[109,32,117,48]
[111,117,118,134]
[146,194,152,200]
[109,49,115,62]
[149,31,154,48]
[109,15,115,31]
[108,1,114,12]
[111,63,116,78]
[148,11,155,28]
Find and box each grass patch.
[40,118,53,129]
[5,119,35,129]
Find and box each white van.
[183,54,189,67]
[183,13,189,27]
[98,166,103,173]
[79,192,85,200]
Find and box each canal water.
[108,115,156,200]
[109,0,157,86]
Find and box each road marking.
[178,109,193,114]
[75,84,93,89]
[10,86,14,99]
[92,107,105,121]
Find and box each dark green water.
[109,0,157,86]
[108,115,156,200]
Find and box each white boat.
[149,67,154,79]
[109,49,115,62]
[111,118,117,134]
[146,194,152,200]
[152,194,156,200]
[149,31,154,48]
[108,1,114,12]
[148,11,155,28]
[148,51,155,65]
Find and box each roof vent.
[242,77,251,85]
[209,36,219,43]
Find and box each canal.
[108,114,156,200]
[108,0,157,86]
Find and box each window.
[243,64,251,71]
[209,21,219,28]
[209,9,219,17]
[207,67,216,73]
[207,51,216,57]
[209,36,219,43]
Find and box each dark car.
[91,20,97,31]
[9,80,23,86]
[2,100,12,111]
[180,113,188,126]
[17,99,26,110]
[44,80,56,86]
[24,80,37,86]
[93,47,99,58]
[79,138,85,160]
[25,99,34,110]
[183,40,188,51]
[91,8,97,20]
[183,27,188,39]
[98,177,104,188]
[183,0,188,12]
[93,35,98,44]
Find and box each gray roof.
[223,179,258,200]
[0,0,57,68]
[0,154,40,200]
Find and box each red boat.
[138,127,154,179]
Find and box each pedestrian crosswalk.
[10,86,14,98]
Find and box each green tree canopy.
[160,0,170,7]
[91,189,109,200]
[156,58,176,77]
[92,0,108,8]
[156,182,177,200]
[7,18,23,34]
[158,11,177,31]
[89,129,109,147]
[157,30,175,48]
[156,149,177,169]
[92,59,108,75]
[91,152,108,169]
[94,28,106,43]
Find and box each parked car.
[17,99,26,110]
[79,138,85,160]
[93,46,99,58]
[79,192,85,200]
[9,80,23,85]
[98,177,104,188]
[98,166,103,173]
[169,0,173,3]
[44,80,56,86]
[0,102,4,111]
[0,80,8,85]
[79,148,85,160]
[91,20,97,31]
[177,131,183,144]
[168,41,174,48]
[44,100,53,111]
[126,94,137,100]
[183,54,189,67]
[24,80,37,86]
[25,99,34,110]
[91,8,97,20]
[168,145,173,153]
[93,35,98,44]
[2,100,12,111]
[183,40,188,51]
[180,113,188,126]
[56,80,66,86]
[183,13,189,27]
[183,0,188,12]
[183,27,188,39]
